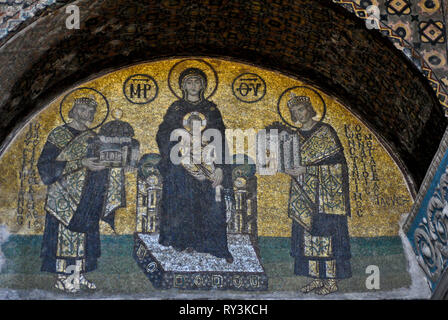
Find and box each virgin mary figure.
[156,67,234,263]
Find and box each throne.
[133,154,267,291]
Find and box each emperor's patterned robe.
[289,122,352,279]
[38,124,125,274]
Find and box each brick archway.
[0,0,445,191]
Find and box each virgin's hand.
[82,157,106,171]
[192,171,207,181]
[212,168,223,188]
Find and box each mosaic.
[0,0,55,38]
[335,0,448,111]
[0,58,416,298]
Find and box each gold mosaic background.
[0,58,413,237]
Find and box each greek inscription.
[232,73,266,103]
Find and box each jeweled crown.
[287,93,310,108]
[74,96,98,108]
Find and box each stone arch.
[0,0,446,192]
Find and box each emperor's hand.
[285,166,306,177]
[124,166,136,173]
[82,157,106,171]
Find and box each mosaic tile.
[0,58,422,298]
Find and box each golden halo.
[277,86,327,129]
[183,111,207,132]
[168,59,218,100]
[60,87,109,130]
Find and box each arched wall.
[0,0,446,192]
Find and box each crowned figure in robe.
[285,94,352,295]
[38,97,129,292]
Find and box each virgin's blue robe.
[38,125,113,274]
[156,99,233,260]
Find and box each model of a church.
[94,116,140,168]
